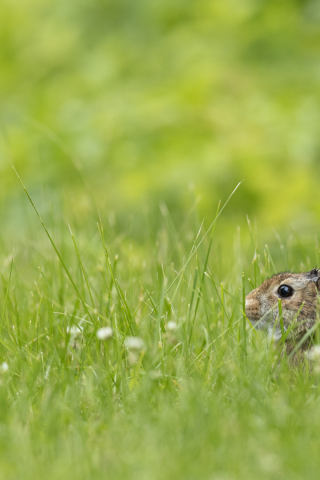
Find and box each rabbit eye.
[278,285,294,298]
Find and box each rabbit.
[245,268,320,354]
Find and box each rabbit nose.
[245,298,254,308]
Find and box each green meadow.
[1,0,320,478]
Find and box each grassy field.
[0,176,319,479]
[2,0,320,478]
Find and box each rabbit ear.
[306,268,320,282]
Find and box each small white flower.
[149,370,162,380]
[307,345,320,361]
[167,321,177,332]
[1,362,9,372]
[96,327,113,340]
[67,325,83,336]
[124,336,145,351]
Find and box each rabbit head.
[245,268,320,341]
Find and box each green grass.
[1,1,320,477]
[0,177,319,480]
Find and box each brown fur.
[245,268,320,349]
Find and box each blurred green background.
[1,0,320,248]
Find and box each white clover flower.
[307,345,320,361]
[1,362,9,372]
[124,336,145,351]
[67,325,83,336]
[149,370,162,380]
[96,327,113,340]
[167,321,178,332]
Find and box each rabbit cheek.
[297,302,316,322]
[281,307,297,327]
